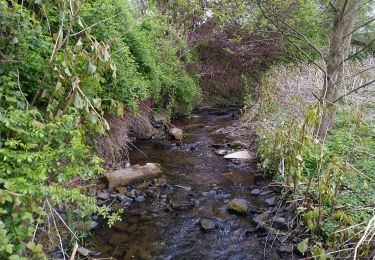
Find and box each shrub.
[243,59,375,257]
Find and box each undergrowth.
[244,61,375,259]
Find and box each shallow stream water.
[90,109,283,259]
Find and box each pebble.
[272,217,289,231]
[265,196,277,206]
[251,188,261,195]
[112,221,129,232]
[135,196,146,203]
[214,149,226,156]
[127,224,138,233]
[96,192,110,200]
[252,211,271,225]
[278,245,293,253]
[200,219,216,231]
[202,190,217,196]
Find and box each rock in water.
[214,149,226,156]
[105,163,162,188]
[272,217,289,231]
[96,192,110,200]
[169,127,183,140]
[228,140,246,149]
[200,219,216,231]
[278,245,293,254]
[223,150,252,160]
[252,211,271,225]
[228,198,249,214]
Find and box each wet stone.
[272,217,289,231]
[127,224,138,233]
[228,140,246,149]
[265,196,277,206]
[202,190,217,196]
[115,187,130,197]
[278,245,293,254]
[118,194,133,202]
[171,200,195,210]
[252,211,271,225]
[112,221,129,232]
[251,188,261,195]
[97,192,110,200]
[260,190,273,196]
[108,234,128,245]
[264,235,276,243]
[200,219,216,231]
[154,140,170,149]
[214,149,226,156]
[135,196,146,203]
[228,198,249,214]
[169,127,183,140]
[144,189,159,198]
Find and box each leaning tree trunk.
[318,0,360,137]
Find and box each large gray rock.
[169,127,183,140]
[105,163,162,188]
[223,150,252,160]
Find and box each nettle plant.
[0,74,126,258]
[0,1,124,258]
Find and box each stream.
[90,109,288,259]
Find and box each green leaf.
[92,98,102,110]
[297,238,308,255]
[73,93,83,109]
[312,246,326,260]
[88,112,98,124]
[88,62,96,74]
[6,244,14,254]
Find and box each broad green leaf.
[88,62,96,74]
[297,238,308,254]
[73,93,83,109]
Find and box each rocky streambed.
[88,108,301,259]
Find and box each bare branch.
[346,37,375,61]
[333,78,375,103]
[328,1,338,12]
[256,1,327,75]
[339,0,350,22]
[346,16,375,37]
[262,5,325,61]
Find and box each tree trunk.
[318,0,360,137]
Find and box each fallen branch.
[69,243,79,260]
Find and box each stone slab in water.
[169,127,183,140]
[223,150,252,160]
[105,163,162,188]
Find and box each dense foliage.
[0,0,198,258]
